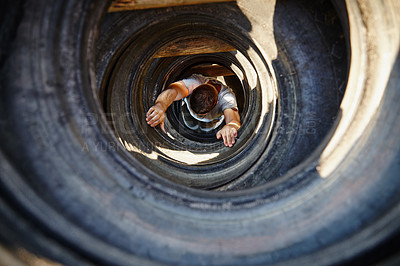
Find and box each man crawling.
[146,74,240,147]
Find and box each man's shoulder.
[188,74,208,82]
[217,85,237,110]
[219,85,235,97]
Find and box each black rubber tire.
[1,0,399,265]
[95,0,346,190]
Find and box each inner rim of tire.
[99,13,276,190]
[97,1,347,192]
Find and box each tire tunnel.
[0,0,399,265]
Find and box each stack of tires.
[0,0,399,265]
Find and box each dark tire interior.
[96,0,346,190]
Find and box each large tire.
[0,0,399,265]
[95,0,347,190]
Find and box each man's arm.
[146,81,188,132]
[216,108,241,147]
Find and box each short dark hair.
[190,84,218,114]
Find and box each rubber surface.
[0,0,399,265]
[97,0,346,190]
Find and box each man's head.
[190,84,218,115]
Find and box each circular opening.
[96,0,347,192]
[102,34,275,189]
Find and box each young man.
[146,74,241,147]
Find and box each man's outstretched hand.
[216,124,238,147]
[146,103,166,133]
